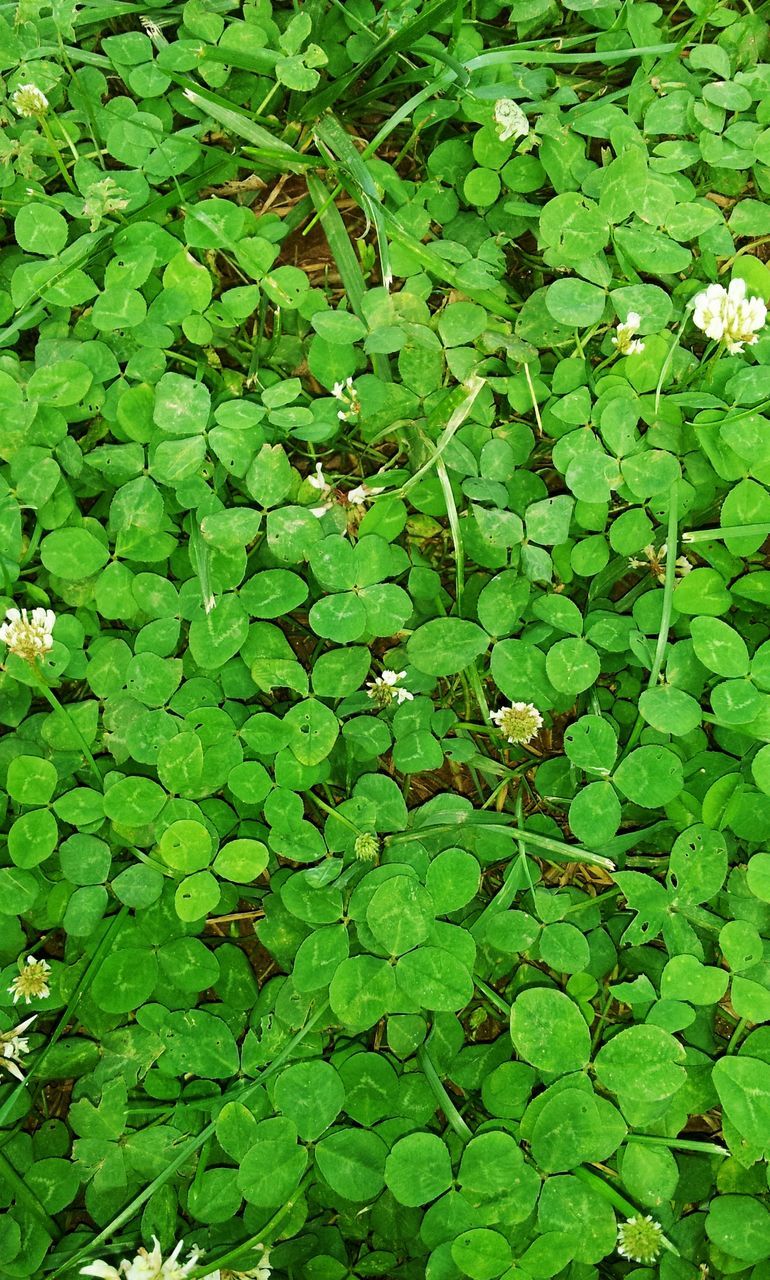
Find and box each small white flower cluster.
[307,463,384,519]
[81,1241,271,1280]
[307,463,333,517]
[82,1238,201,1280]
[11,83,49,117]
[332,376,360,421]
[8,955,51,1004]
[0,606,56,663]
[616,1214,664,1265]
[490,702,543,745]
[628,544,691,584]
[692,278,767,354]
[367,668,413,707]
[612,312,645,356]
[493,99,529,143]
[1,1014,36,1082]
[347,481,384,505]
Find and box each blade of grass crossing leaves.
[314,115,393,297]
[306,173,391,382]
[302,0,456,116]
[619,482,679,761]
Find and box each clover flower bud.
[616,1214,664,1265]
[354,832,380,862]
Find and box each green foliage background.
[2,0,770,1277]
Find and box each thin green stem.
[418,1044,474,1143]
[474,978,511,1018]
[192,1170,314,1277]
[39,115,78,193]
[393,822,615,872]
[683,522,770,544]
[626,1134,727,1156]
[618,483,679,761]
[32,667,102,788]
[573,1166,679,1255]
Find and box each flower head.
[307,462,334,518]
[332,376,360,422]
[307,462,329,494]
[0,1014,36,1082]
[354,832,380,862]
[494,99,529,142]
[347,481,385,506]
[616,1214,664,1265]
[490,702,543,745]
[612,312,645,356]
[723,277,767,353]
[0,606,55,663]
[8,956,51,1005]
[628,544,691,584]
[692,282,728,342]
[692,278,767,353]
[205,1246,273,1280]
[366,668,413,707]
[81,1238,203,1280]
[11,83,49,117]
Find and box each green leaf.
[315,1128,388,1202]
[613,746,684,808]
[594,1025,686,1102]
[273,1060,345,1141]
[713,1057,770,1157]
[407,618,489,676]
[91,947,158,1014]
[509,988,590,1074]
[385,1132,452,1207]
[706,1196,770,1264]
[41,528,109,580]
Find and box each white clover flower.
[0,1014,36,1082]
[692,278,767,353]
[367,668,414,707]
[0,606,56,663]
[308,462,330,493]
[490,701,543,745]
[347,481,385,505]
[81,1238,204,1280]
[616,1214,664,1265]
[493,99,529,142]
[332,376,360,421]
[628,544,691,584]
[11,83,49,117]
[692,282,728,342]
[203,1248,272,1280]
[723,277,767,353]
[611,311,645,356]
[8,955,51,1005]
[307,462,334,518]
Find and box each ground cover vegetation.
[2,0,770,1277]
